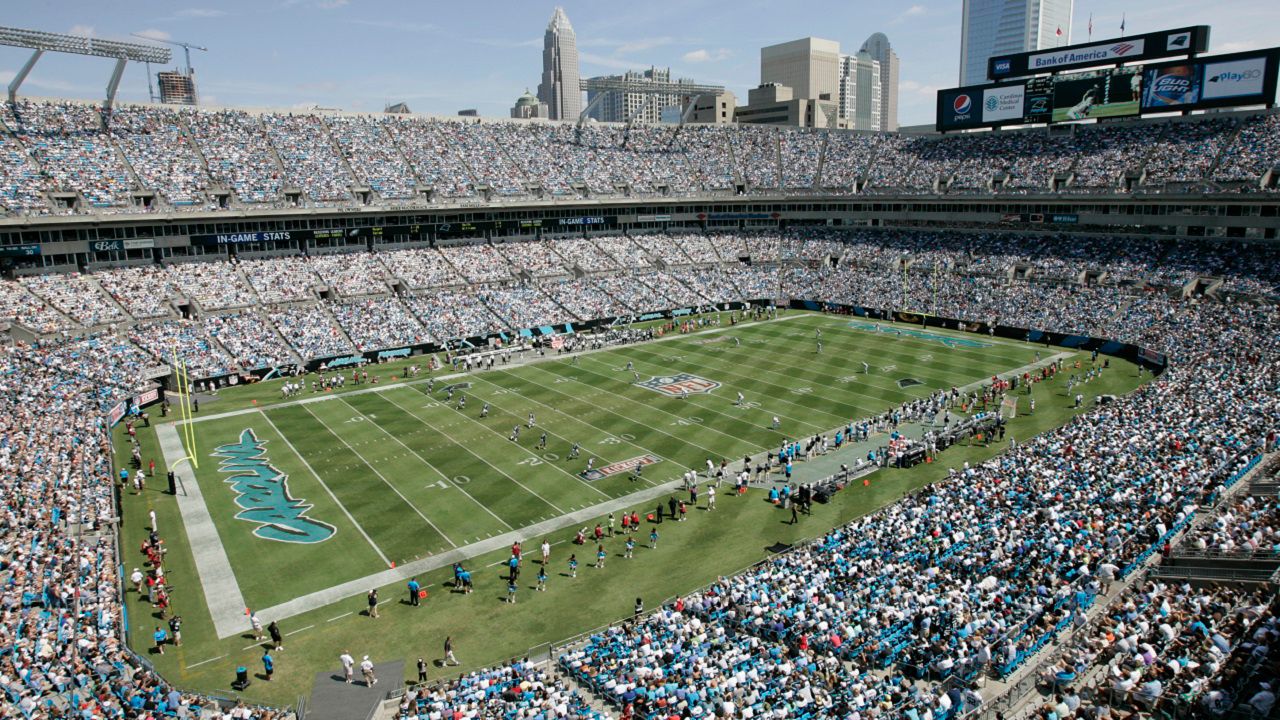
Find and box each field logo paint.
[212,429,336,544]
[580,454,660,482]
[635,373,721,396]
[847,319,993,348]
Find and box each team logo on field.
[580,454,660,482]
[897,378,924,388]
[635,373,721,396]
[212,429,336,544]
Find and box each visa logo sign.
[993,59,1012,73]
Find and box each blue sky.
[1,1,1274,125]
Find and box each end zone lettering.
[580,454,660,482]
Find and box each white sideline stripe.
[259,411,393,568]
[285,624,315,636]
[326,612,353,622]
[156,423,250,641]
[186,655,226,669]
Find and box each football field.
[167,312,1044,621]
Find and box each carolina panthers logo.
[636,373,721,397]
[212,429,336,544]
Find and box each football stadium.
[1,5,1279,720]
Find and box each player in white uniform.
[1065,88,1098,120]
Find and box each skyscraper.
[838,52,882,131]
[537,7,583,121]
[760,37,842,104]
[959,0,1074,86]
[585,67,698,124]
[859,32,899,131]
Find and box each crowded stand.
[1214,112,1280,184]
[781,129,824,189]
[95,264,177,319]
[330,296,431,350]
[109,106,212,207]
[325,115,417,200]
[480,284,577,329]
[593,235,655,271]
[404,288,505,340]
[268,304,355,359]
[630,232,698,267]
[129,318,235,378]
[819,131,881,189]
[727,125,780,189]
[397,658,603,720]
[186,109,283,203]
[496,238,571,277]
[261,113,353,202]
[4,100,132,208]
[552,237,620,273]
[378,247,464,289]
[204,310,298,370]
[676,125,736,191]
[307,252,393,297]
[540,277,633,320]
[0,101,1279,215]
[442,242,516,284]
[165,259,259,310]
[1,221,1279,720]
[240,255,320,304]
[0,131,50,213]
[1180,494,1280,555]
[1028,580,1278,718]
[382,117,476,198]
[19,271,128,328]
[0,279,79,334]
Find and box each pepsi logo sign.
[953,94,972,114]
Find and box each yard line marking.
[186,655,226,669]
[259,411,394,567]
[327,612,353,622]
[574,352,833,432]
[525,362,769,454]
[384,385,609,501]
[284,624,315,636]
[518,365,748,458]
[299,404,459,548]
[336,395,520,529]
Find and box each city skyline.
[959,0,1074,86]
[0,1,1274,126]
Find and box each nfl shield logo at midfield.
[636,373,721,397]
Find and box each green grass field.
[116,311,1149,705]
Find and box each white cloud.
[133,29,172,41]
[472,37,542,49]
[901,79,942,96]
[176,8,225,18]
[68,25,95,37]
[318,0,349,7]
[1217,40,1260,53]
[891,5,927,24]
[682,48,731,63]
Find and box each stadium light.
[0,25,172,108]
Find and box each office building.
[860,32,899,131]
[510,89,549,119]
[157,71,197,105]
[959,0,1074,85]
[735,83,840,128]
[585,67,697,124]
[537,7,583,120]
[838,52,882,131]
[760,37,842,105]
[683,91,737,124]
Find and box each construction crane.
[130,34,207,75]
